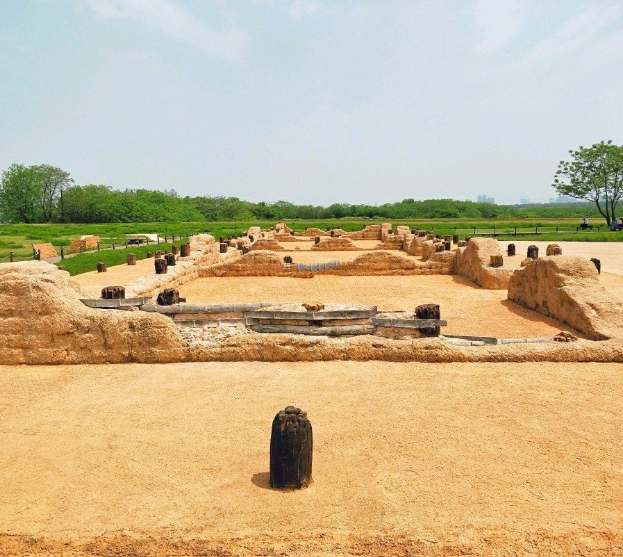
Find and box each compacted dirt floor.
[1,361,622,556]
[181,274,580,338]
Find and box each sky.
[1,1,623,205]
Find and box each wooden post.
[60,246,65,260]
[97,262,107,273]
[415,304,440,337]
[270,406,313,489]
[164,253,176,266]
[157,289,186,305]
[490,254,503,267]
[124,239,128,249]
[444,241,451,251]
[146,251,153,258]
[127,253,137,265]
[97,242,101,251]
[507,243,516,256]
[527,245,539,259]
[219,236,224,243]
[155,250,164,258]
[9,251,14,262]
[283,255,293,264]
[219,242,228,253]
[101,286,125,299]
[180,243,190,257]
[315,237,320,245]
[458,240,467,247]
[452,234,459,244]
[591,258,601,274]
[546,244,562,256]
[172,245,179,255]
[112,240,115,250]
[154,258,167,274]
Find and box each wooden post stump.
[101,286,125,299]
[546,244,562,256]
[155,250,164,258]
[418,230,426,237]
[330,230,335,237]
[172,245,179,255]
[435,243,445,252]
[242,246,251,254]
[444,241,451,251]
[157,288,186,305]
[458,240,468,247]
[146,251,153,258]
[219,242,228,253]
[444,235,451,242]
[490,254,503,267]
[96,262,107,273]
[180,243,190,257]
[154,258,167,274]
[127,253,136,265]
[219,236,224,243]
[283,256,293,264]
[452,234,459,244]
[527,245,539,259]
[164,253,176,266]
[314,237,320,245]
[270,406,313,489]
[415,304,440,337]
[591,258,601,274]
[507,243,516,256]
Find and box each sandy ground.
[1,361,622,555]
[74,256,157,298]
[182,274,580,338]
[499,240,623,274]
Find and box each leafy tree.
[553,141,623,225]
[31,165,74,222]
[0,164,41,223]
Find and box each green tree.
[31,164,74,222]
[553,141,623,226]
[0,164,41,223]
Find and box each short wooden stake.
[101,286,125,299]
[127,253,136,265]
[270,406,313,489]
[490,254,503,267]
[154,258,167,274]
[527,245,539,259]
[415,304,440,337]
[180,243,190,257]
[219,242,228,253]
[507,243,516,256]
[96,262,107,273]
[157,288,186,305]
[164,253,176,266]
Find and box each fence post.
[61,246,65,260]
[514,226,517,235]
[112,240,116,250]
[9,251,13,262]
[124,239,128,249]
[37,249,41,260]
[535,226,538,235]
[556,226,559,233]
[157,236,160,245]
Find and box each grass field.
[1,218,622,267]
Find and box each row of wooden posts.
[96,243,190,273]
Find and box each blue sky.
[1,0,622,205]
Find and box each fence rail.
[450,225,603,237]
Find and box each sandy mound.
[68,235,100,254]
[508,255,623,340]
[200,251,312,278]
[275,222,292,234]
[250,238,284,251]
[346,224,382,240]
[320,251,416,275]
[32,242,57,259]
[0,261,185,365]
[312,237,361,251]
[296,227,330,237]
[246,226,262,239]
[456,238,512,289]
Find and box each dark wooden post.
[155,250,164,258]
[127,253,137,265]
[124,239,128,249]
[97,242,101,251]
[60,246,65,260]
[507,243,516,256]
[112,240,115,250]
[172,245,179,255]
[157,289,186,305]
[591,258,601,274]
[416,304,440,337]
[314,237,320,245]
[220,242,228,253]
[9,251,14,262]
[164,253,176,266]
[444,241,451,251]
[527,245,539,259]
[155,258,167,274]
[219,236,224,243]
[97,262,107,273]
[452,234,459,244]
[101,286,125,299]
[146,251,153,258]
[270,406,313,489]
[180,243,190,257]
[283,255,293,264]
[490,255,503,267]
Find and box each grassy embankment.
[1,219,622,274]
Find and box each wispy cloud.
[289,0,322,21]
[520,4,621,67]
[474,0,526,52]
[83,0,248,61]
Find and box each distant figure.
[612,217,620,231]
[580,217,589,230]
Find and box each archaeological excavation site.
[2,223,623,557]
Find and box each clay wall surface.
[296,227,330,237]
[375,235,405,250]
[200,251,313,278]
[508,255,623,340]
[455,238,512,289]
[275,222,292,234]
[346,224,382,240]
[68,236,100,254]
[311,237,361,251]
[32,243,58,259]
[0,261,186,365]
[250,239,284,251]
[246,226,261,239]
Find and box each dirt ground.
[75,256,157,298]
[181,274,581,338]
[1,361,622,556]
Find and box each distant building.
[163,189,177,197]
[477,194,495,204]
[552,195,574,203]
[519,198,532,204]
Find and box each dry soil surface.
[181,274,580,338]
[75,256,157,298]
[1,361,622,556]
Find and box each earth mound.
[201,251,312,277]
[456,238,512,289]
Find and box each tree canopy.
[553,141,623,225]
